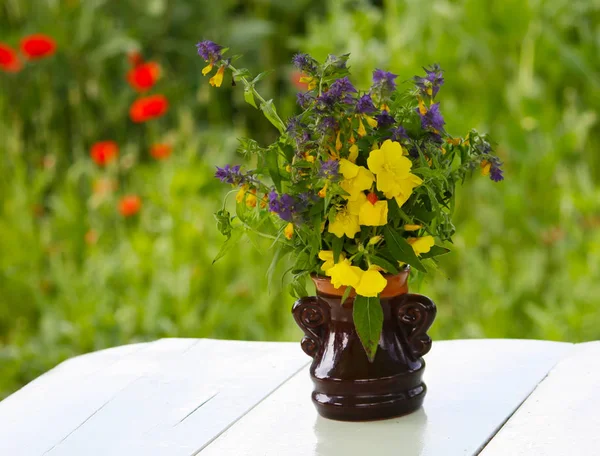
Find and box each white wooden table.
[0,338,597,456]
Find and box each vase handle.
[292,296,330,358]
[395,293,437,361]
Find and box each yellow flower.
[246,190,257,208]
[348,144,359,163]
[209,66,225,87]
[328,205,361,239]
[284,223,294,240]
[318,183,328,198]
[481,160,491,176]
[327,259,363,289]
[318,250,346,273]
[404,224,423,231]
[347,191,367,215]
[367,139,423,206]
[368,235,382,245]
[299,75,317,90]
[364,115,378,128]
[408,236,435,256]
[359,199,388,226]
[339,159,374,201]
[357,117,367,137]
[336,130,343,151]
[202,62,214,76]
[355,267,387,297]
[236,185,248,203]
[304,153,315,163]
[418,98,428,115]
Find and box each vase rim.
[311,266,410,299]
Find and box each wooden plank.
[480,341,600,456]
[199,339,572,456]
[0,339,309,456]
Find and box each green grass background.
[1,0,599,398]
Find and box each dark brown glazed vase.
[292,270,436,421]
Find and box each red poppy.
[20,34,56,60]
[291,71,309,90]
[130,95,169,123]
[118,195,142,217]
[127,62,161,92]
[150,143,172,160]
[0,43,22,73]
[90,141,119,166]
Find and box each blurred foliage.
[1,0,600,398]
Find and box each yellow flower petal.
[328,208,361,239]
[359,200,388,226]
[404,224,423,231]
[336,130,342,151]
[327,259,363,289]
[357,117,367,137]
[246,193,257,208]
[209,66,225,87]
[407,236,435,256]
[284,222,294,240]
[202,62,214,76]
[340,161,374,201]
[364,115,378,128]
[319,250,346,273]
[347,192,367,215]
[355,268,387,297]
[318,183,328,198]
[481,160,491,176]
[236,185,248,203]
[348,144,359,163]
[418,98,428,115]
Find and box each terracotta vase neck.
[311,268,410,299]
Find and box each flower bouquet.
[198,40,503,420]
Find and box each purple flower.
[196,40,223,62]
[372,69,398,92]
[317,116,339,134]
[269,190,296,221]
[490,166,504,182]
[292,53,318,74]
[215,164,242,184]
[318,77,357,107]
[318,159,340,179]
[414,64,444,98]
[296,92,313,108]
[391,125,409,141]
[356,94,377,114]
[376,110,395,128]
[287,117,311,149]
[297,192,318,210]
[418,102,445,131]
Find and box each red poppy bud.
[0,43,22,73]
[90,141,119,166]
[118,195,142,217]
[20,34,56,60]
[129,95,169,123]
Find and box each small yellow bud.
[284,222,294,240]
[336,130,342,151]
[318,183,328,198]
[481,160,491,176]
[403,224,423,231]
[368,235,382,245]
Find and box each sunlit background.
[1,0,599,398]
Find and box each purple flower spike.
[292,53,318,74]
[375,110,395,128]
[196,40,223,62]
[356,94,377,114]
[391,125,409,141]
[372,69,398,92]
[413,64,444,97]
[215,164,243,184]
[269,191,297,221]
[418,102,445,131]
[318,159,340,179]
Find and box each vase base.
[312,383,426,422]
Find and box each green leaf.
[266,146,282,192]
[383,226,426,273]
[353,295,383,362]
[260,99,285,133]
[420,245,451,259]
[289,275,308,298]
[341,285,352,305]
[214,209,233,238]
[232,67,252,79]
[243,86,258,108]
[369,255,399,274]
[252,70,273,84]
[212,230,243,264]
[267,247,290,290]
[332,236,343,263]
